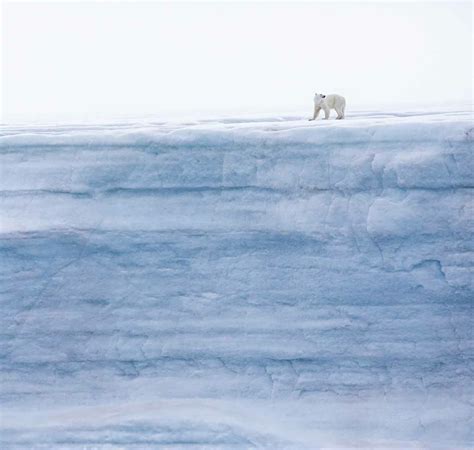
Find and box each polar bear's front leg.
[323,106,330,120]
[309,106,321,121]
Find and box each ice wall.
[1,111,473,448]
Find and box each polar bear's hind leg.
[336,105,345,120]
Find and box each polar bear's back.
[324,94,346,109]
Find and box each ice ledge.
[1,110,472,147]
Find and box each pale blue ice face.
[0,109,473,449]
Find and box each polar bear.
[309,93,346,120]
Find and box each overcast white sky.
[2,1,472,121]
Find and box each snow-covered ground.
[1,109,473,449]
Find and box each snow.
[1,109,473,448]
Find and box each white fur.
[309,93,346,120]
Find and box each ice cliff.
[1,110,473,448]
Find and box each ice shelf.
[1,109,473,448]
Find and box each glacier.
[0,109,473,449]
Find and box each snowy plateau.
[0,109,473,449]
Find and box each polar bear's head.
[314,93,326,105]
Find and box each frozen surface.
[1,109,473,448]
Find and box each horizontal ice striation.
[0,111,473,449]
